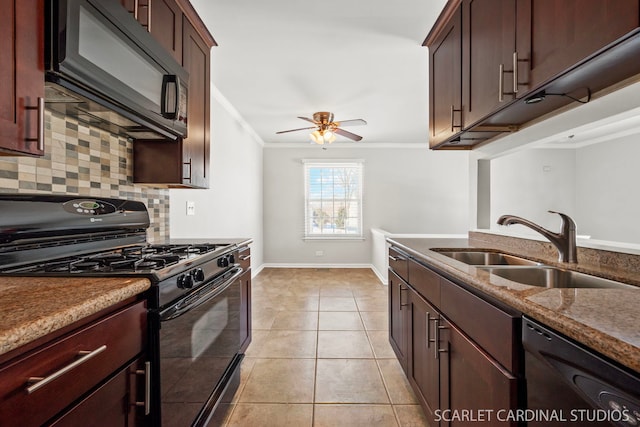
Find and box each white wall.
[170,87,264,271]
[490,148,577,234]
[263,145,469,265]
[576,136,640,243]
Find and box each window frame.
[302,159,364,241]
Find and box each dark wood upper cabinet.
[516,0,640,90]
[121,0,183,63]
[426,0,640,149]
[182,17,210,189]
[461,0,516,127]
[427,4,462,149]
[0,0,45,156]
[150,0,184,64]
[127,0,216,188]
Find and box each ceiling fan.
[276,112,367,144]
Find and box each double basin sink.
[435,250,635,290]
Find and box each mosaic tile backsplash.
[0,110,169,242]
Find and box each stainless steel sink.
[478,266,636,289]
[435,250,544,266]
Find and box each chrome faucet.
[496,211,577,263]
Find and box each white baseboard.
[260,263,373,269]
[370,264,388,285]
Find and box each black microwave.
[45,0,189,140]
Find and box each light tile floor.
[208,268,430,427]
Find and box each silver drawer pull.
[135,361,151,415]
[26,345,107,394]
[240,254,251,261]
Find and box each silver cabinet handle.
[147,0,152,32]
[37,97,45,151]
[26,345,107,394]
[433,318,448,359]
[450,105,462,132]
[426,312,431,349]
[240,254,251,261]
[134,0,139,20]
[389,255,397,261]
[183,158,192,181]
[399,285,408,308]
[499,61,517,102]
[135,361,151,415]
[513,51,519,94]
[498,64,504,102]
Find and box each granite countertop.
[0,277,151,357]
[388,237,640,373]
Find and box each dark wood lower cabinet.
[50,357,149,427]
[0,301,148,427]
[407,289,440,424]
[441,319,518,426]
[389,251,522,427]
[388,270,408,372]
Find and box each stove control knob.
[228,254,235,264]
[192,268,205,282]
[177,274,194,289]
[217,257,229,268]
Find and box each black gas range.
[0,194,250,426]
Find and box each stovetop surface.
[0,243,236,278]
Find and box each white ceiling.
[190,0,448,146]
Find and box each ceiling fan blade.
[276,126,317,134]
[297,116,317,124]
[334,127,363,141]
[335,119,367,127]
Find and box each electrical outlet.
[315,250,324,256]
[186,201,196,216]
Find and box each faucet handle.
[547,211,577,230]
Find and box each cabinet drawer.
[408,259,441,309]
[389,247,409,282]
[440,278,518,373]
[0,301,147,427]
[238,246,251,271]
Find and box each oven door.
[157,267,244,427]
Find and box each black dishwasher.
[523,317,640,426]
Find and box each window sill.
[303,236,365,241]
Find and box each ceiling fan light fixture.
[310,130,324,144]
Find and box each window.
[303,160,363,239]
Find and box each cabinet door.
[50,357,149,427]
[150,0,183,63]
[120,0,182,63]
[428,4,462,148]
[440,319,518,427]
[462,0,516,126]
[182,18,211,189]
[388,270,408,372]
[0,0,44,156]
[516,0,640,91]
[407,289,441,426]
[240,269,252,353]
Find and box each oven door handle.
[159,267,244,321]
